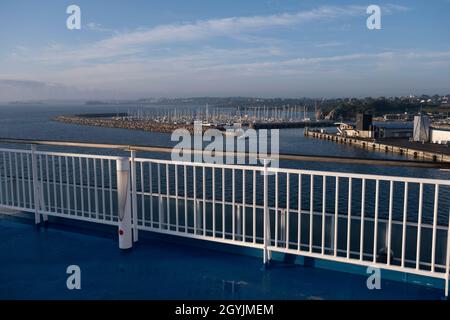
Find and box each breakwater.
[54,114,224,133]
[305,128,450,163]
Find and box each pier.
[305,128,450,162]
[251,120,333,129]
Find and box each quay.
[251,120,333,130]
[305,128,450,162]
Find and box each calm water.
[0,103,448,178]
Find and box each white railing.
[1,144,450,296]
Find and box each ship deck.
[0,216,444,300]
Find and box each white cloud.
[16,5,369,65]
[85,22,114,33]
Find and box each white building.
[430,127,450,144]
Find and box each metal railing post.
[130,150,138,242]
[263,159,271,264]
[445,209,450,297]
[117,157,132,249]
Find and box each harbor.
[53,104,333,133]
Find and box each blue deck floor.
[0,216,445,300]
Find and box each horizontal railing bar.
[267,167,450,186]
[268,246,448,280]
[0,204,118,225]
[136,157,450,185]
[0,137,448,169]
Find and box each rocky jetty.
[54,115,222,133]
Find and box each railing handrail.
[0,137,449,169]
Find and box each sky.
[0,0,450,101]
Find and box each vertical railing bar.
[444,209,450,297]
[310,174,314,253]
[321,175,326,255]
[253,169,256,244]
[65,157,71,215]
[101,160,105,219]
[130,151,138,241]
[44,154,50,211]
[94,158,99,219]
[51,155,56,211]
[286,173,290,249]
[275,172,278,247]
[212,167,216,237]
[373,180,380,263]
[232,168,236,241]
[158,163,162,229]
[387,180,394,265]
[334,177,339,257]
[222,168,225,239]
[38,154,44,211]
[86,158,91,215]
[193,166,197,234]
[359,178,366,261]
[58,157,64,214]
[243,169,246,242]
[166,163,170,231]
[263,159,269,264]
[401,182,408,268]
[203,166,206,236]
[15,153,21,208]
[0,152,4,204]
[416,183,424,270]
[175,164,179,232]
[108,159,113,221]
[0,152,5,205]
[72,157,78,216]
[9,153,14,206]
[298,174,302,251]
[21,153,26,208]
[347,177,352,259]
[3,152,9,206]
[79,157,85,217]
[0,153,4,205]
[31,147,40,223]
[149,162,154,227]
[431,184,439,272]
[183,164,187,232]
[139,162,145,226]
[27,154,32,209]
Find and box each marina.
[53,104,331,133]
